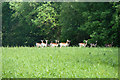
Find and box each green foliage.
[31,2,56,27]
[2,47,118,78]
[31,2,60,40]
[2,2,119,47]
[59,3,89,44]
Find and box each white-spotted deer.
[41,40,48,48]
[79,40,88,47]
[105,42,113,47]
[36,43,41,48]
[90,41,97,47]
[50,40,59,47]
[60,40,70,48]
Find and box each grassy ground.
[2,47,118,78]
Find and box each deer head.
[45,40,48,44]
[55,40,58,43]
[41,40,44,43]
[57,40,59,44]
[67,39,69,42]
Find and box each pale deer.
[90,41,97,47]
[60,40,70,48]
[36,43,41,48]
[79,40,88,47]
[50,40,59,47]
[41,40,48,48]
[105,42,113,47]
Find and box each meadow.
[2,47,118,78]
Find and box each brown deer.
[59,40,70,48]
[105,42,113,47]
[79,40,88,47]
[50,40,59,47]
[90,41,97,47]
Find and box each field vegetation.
[2,47,118,78]
[1,2,119,79]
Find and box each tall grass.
[2,47,118,78]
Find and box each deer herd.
[36,40,71,48]
[36,40,113,48]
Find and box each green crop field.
[2,47,118,78]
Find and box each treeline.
[2,2,119,47]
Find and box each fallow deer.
[59,40,70,48]
[79,40,88,47]
[50,40,59,47]
[41,40,48,48]
[90,41,97,47]
[36,43,41,48]
[105,42,113,47]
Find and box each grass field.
[2,47,118,78]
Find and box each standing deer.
[59,40,70,48]
[36,43,41,48]
[79,40,88,47]
[105,42,113,47]
[90,41,97,47]
[50,40,59,47]
[41,40,48,48]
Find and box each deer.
[105,42,113,47]
[36,40,43,48]
[36,43,41,48]
[79,40,88,47]
[90,41,97,47]
[59,40,70,48]
[41,40,48,48]
[50,40,59,47]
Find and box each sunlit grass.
[2,47,118,78]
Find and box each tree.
[2,2,119,47]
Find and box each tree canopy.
[2,2,119,47]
